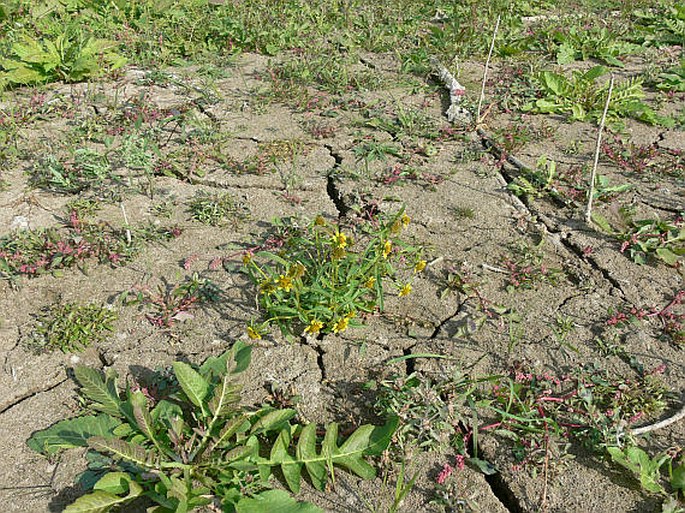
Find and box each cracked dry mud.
[0,53,683,512]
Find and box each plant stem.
[476,15,500,124]
[585,75,614,224]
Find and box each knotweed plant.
[241,209,425,340]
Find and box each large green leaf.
[250,409,297,435]
[74,367,122,417]
[64,472,143,513]
[236,490,322,513]
[27,414,121,456]
[173,361,209,409]
[88,437,156,470]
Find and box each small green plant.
[656,59,685,92]
[124,273,222,329]
[550,26,639,68]
[0,31,126,89]
[500,240,563,292]
[26,301,117,353]
[524,66,672,126]
[31,148,119,194]
[241,209,425,340]
[608,444,684,503]
[187,190,249,226]
[27,342,397,512]
[618,213,685,266]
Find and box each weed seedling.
[26,301,117,353]
[124,273,222,330]
[186,190,248,227]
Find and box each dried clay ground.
[0,48,683,513]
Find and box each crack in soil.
[0,376,68,415]
[429,297,469,339]
[324,145,350,218]
[312,344,327,381]
[483,472,525,513]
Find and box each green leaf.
[556,42,577,65]
[93,472,136,495]
[63,490,134,513]
[271,428,301,493]
[74,367,122,417]
[88,437,155,469]
[250,409,297,435]
[672,464,685,491]
[298,424,327,490]
[27,414,121,456]
[208,375,241,419]
[656,247,680,266]
[173,361,209,409]
[236,490,322,513]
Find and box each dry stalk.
[476,15,501,124]
[585,75,614,224]
[120,202,132,245]
[632,402,685,435]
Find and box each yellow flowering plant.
[241,208,425,340]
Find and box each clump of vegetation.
[123,273,223,330]
[27,343,397,512]
[241,209,425,340]
[0,202,181,280]
[500,240,563,292]
[618,212,685,266]
[30,148,119,195]
[26,301,117,353]
[524,66,672,126]
[186,190,249,226]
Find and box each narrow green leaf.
[672,464,685,491]
[63,490,133,513]
[250,409,297,435]
[27,414,121,456]
[172,362,209,408]
[297,424,326,491]
[92,472,133,495]
[271,428,301,493]
[208,375,240,419]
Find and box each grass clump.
[187,190,248,227]
[27,301,117,353]
[241,208,425,340]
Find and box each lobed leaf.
[74,366,122,417]
[173,361,209,409]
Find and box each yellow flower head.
[332,316,349,334]
[415,260,427,273]
[364,276,376,289]
[247,325,262,340]
[332,247,346,260]
[401,214,411,227]
[332,230,348,249]
[304,319,324,334]
[314,215,326,226]
[398,283,412,297]
[382,241,392,259]
[242,252,253,265]
[276,274,293,292]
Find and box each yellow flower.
[242,252,252,265]
[276,274,293,292]
[382,241,392,259]
[332,247,346,260]
[332,316,349,333]
[332,229,348,249]
[304,319,324,334]
[247,325,262,340]
[364,276,376,289]
[314,215,326,226]
[415,260,427,273]
[401,214,411,227]
[398,283,412,297]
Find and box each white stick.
[476,15,501,124]
[120,203,132,245]
[632,402,685,435]
[585,76,614,224]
